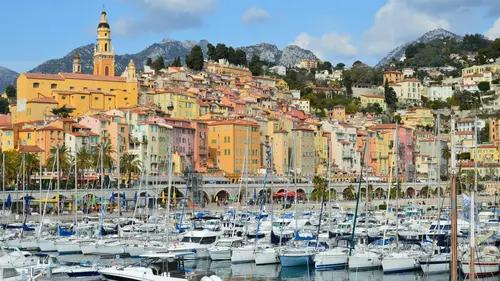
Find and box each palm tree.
[47,144,71,173]
[76,147,94,171]
[4,150,21,187]
[23,153,40,187]
[311,176,327,201]
[93,141,115,172]
[119,153,142,186]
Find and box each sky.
[1,0,500,72]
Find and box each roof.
[24,72,127,83]
[360,93,384,99]
[27,97,58,104]
[19,145,44,153]
[208,119,259,127]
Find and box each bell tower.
[93,10,115,76]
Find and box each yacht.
[169,229,222,259]
[460,246,500,278]
[208,237,243,261]
[314,247,349,270]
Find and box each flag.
[6,194,12,208]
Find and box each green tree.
[170,57,182,67]
[47,145,71,175]
[0,98,10,114]
[76,147,95,171]
[342,70,353,96]
[145,57,153,67]
[249,55,263,76]
[151,56,165,72]
[51,105,74,118]
[311,176,327,201]
[186,45,204,71]
[94,141,115,172]
[384,81,398,110]
[234,49,247,66]
[479,121,490,143]
[4,85,16,102]
[207,43,216,60]
[477,81,490,93]
[335,63,345,69]
[120,153,142,186]
[214,43,228,61]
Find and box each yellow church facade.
[14,10,138,123]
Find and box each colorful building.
[208,119,261,180]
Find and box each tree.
[249,55,263,76]
[151,56,165,72]
[384,81,398,110]
[214,43,228,61]
[335,63,345,69]
[234,49,247,66]
[51,105,74,118]
[47,144,71,175]
[186,45,204,71]
[94,141,115,172]
[4,85,16,102]
[170,57,182,67]
[342,70,353,96]
[311,176,327,201]
[479,121,490,143]
[207,43,216,60]
[145,57,153,67]
[120,153,142,186]
[477,81,490,93]
[0,98,9,114]
[317,61,333,73]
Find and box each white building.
[291,89,301,99]
[269,65,286,76]
[427,85,453,101]
[456,118,485,132]
[393,78,422,103]
[291,99,310,113]
[402,68,415,78]
[321,120,361,173]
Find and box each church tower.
[93,10,115,76]
[72,52,81,73]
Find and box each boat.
[314,247,349,270]
[381,250,422,274]
[348,249,382,271]
[254,247,279,265]
[278,246,315,267]
[99,252,221,281]
[230,243,255,263]
[169,229,222,259]
[208,237,242,261]
[460,246,500,278]
[420,252,450,274]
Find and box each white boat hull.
[231,247,255,263]
[209,248,231,261]
[314,251,348,270]
[56,241,82,255]
[382,256,419,274]
[348,252,381,270]
[460,261,500,278]
[255,248,279,265]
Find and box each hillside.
[30,40,318,74]
[0,66,19,92]
[376,28,463,67]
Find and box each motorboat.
[169,229,222,259]
[419,252,450,274]
[208,237,242,261]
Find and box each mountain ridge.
[30,40,319,74]
[0,66,19,92]
[376,28,463,68]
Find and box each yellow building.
[401,107,434,128]
[360,94,387,110]
[383,70,403,84]
[471,143,499,164]
[208,119,261,179]
[14,10,138,121]
[148,89,199,119]
[270,130,290,176]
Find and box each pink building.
[164,117,195,172]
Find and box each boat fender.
[200,276,212,281]
[209,275,223,281]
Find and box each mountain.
[376,28,462,68]
[0,66,19,92]
[30,40,318,74]
[240,43,317,66]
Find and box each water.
[48,254,496,281]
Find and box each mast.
[2,152,4,212]
[39,152,42,218]
[449,116,458,281]
[22,153,26,219]
[350,136,368,255]
[56,147,60,217]
[165,144,173,246]
[394,122,400,246]
[74,150,78,231]
[469,116,478,281]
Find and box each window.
[104,43,108,52]
[105,66,109,76]
[124,97,128,101]
[61,96,66,100]
[33,82,40,88]
[108,98,112,101]
[70,86,74,90]
[81,96,86,100]
[95,97,99,100]
[50,83,57,89]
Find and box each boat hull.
[279,254,314,267]
[314,252,347,270]
[460,261,500,278]
[231,247,255,263]
[382,257,419,274]
[209,248,231,261]
[255,248,279,265]
[348,254,381,271]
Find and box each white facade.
[394,79,422,102]
[456,118,485,132]
[291,99,310,113]
[428,85,453,101]
[321,120,360,173]
[269,65,286,76]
